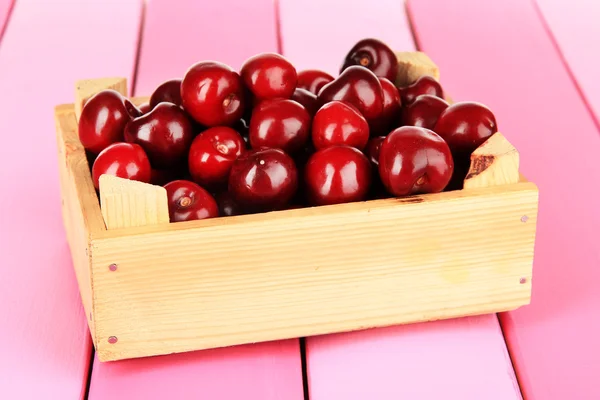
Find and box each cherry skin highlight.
[378,126,454,196]
[297,69,334,94]
[371,77,402,135]
[181,61,245,127]
[164,180,219,222]
[188,126,246,188]
[311,101,369,150]
[91,142,151,189]
[240,53,297,100]
[304,145,371,206]
[149,79,183,108]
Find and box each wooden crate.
[55,56,539,362]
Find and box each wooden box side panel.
[90,182,538,361]
[55,104,105,343]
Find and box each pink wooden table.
[0,0,599,399]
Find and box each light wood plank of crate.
[74,77,127,121]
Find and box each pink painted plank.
[0,0,13,38]
[279,0,415,76]
[408,0,600,399]
[279,1,521,399]
[134,0,279,96]
[534,0,600,126]
[89,340,303,400]
[0,0,142,398]
[90,1,304,399]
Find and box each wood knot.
[465,155,495,179]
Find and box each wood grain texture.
[0,0,142,398]
[464,132,520,189]
[395,51,441,87]
[88,1,303,399]
[74,77,127,121]
[535,0,600,127]
[88,182,537,361]
[408,0,600,398]
[99,175,169,229]
[134,0,278,95]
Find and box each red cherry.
[138,102,152,115]
[215,192,242,217]
[249,98,311,154]
[312,101,369,150]
[228,148,298,212]
[304,146,371,206]
[240,53,297,100]
[164,180,219,222]
[149,79,182,108]
[291,88,319,116]
[188,126,246,188]
[378,126,454,196]
[365,136,386,167]
[78,89,134,154]
[340,38,398,81]
[402,94,449,130]
[124,102,194,169]
[181,61,245,127]
[371,77,402,135]
[297,69,334,94]
[317,66,384,123]
[91,142,151,189]
[399,75,444,105]
[433,101,498,155]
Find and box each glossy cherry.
[188,126,246,188]
[365,136,386,167]
[291,88,319,116]
[124,102,194,169]
[149,79,183,108]
[138,102,152,115]
[297,70,334,94]
[215,191,243,217]
[181,61,245,126]
[312,101,369,150]
[249,98,311,154]
[228,148,298,212]
[317,66,384,122]
[399,75,444,105]
[378,126,454,196]
[340,38,398,81]
[78,89,135,154]
[91,142,151,189]
[371,77,402,135]
[433,101,498,155]
[240,53,297,100]
[304,146,371,206]
[164,180,219,222]
[402,94,449,130]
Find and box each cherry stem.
[359,56,370,66]
[415,176,426,186]
[222,94,234,108]
[216,143,228,154]
[178,196,192,208]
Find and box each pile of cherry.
[79,38,498,222]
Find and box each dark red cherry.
[91,142,151,189]
[164,180,219,222]
[340,38,398,81]
[181,61,245,126]
[291,88,319,116]
[188,126,246,188]
[402,94,449,130]
[228,148,298,212]
[78,89,134,154]
[399,75,444,105]
[297,70,334,94]
[240,53,297,100]
[365,136,386,167]
[378,126,454,196]
[138,102,152,115]
[215,192,243,217]
[249,98,311,154]
[150,79,182,108]
[317,66,384,123]
[304,146,371,206]
[312,101,369,150]
[371,77,402,135]
[124,102,194,169]
[433,101,498,155]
